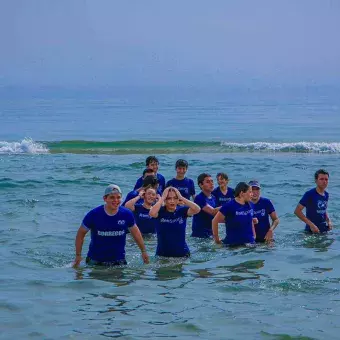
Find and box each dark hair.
[142,175,159,188]
[197,173,211,185]
[143,168,154,177]
[175,159,188,169]
[234,182,250,197]
[314,169,329,180]
[216,172,229,180]
[146,156,159,166]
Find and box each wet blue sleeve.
[134,177,143,190]
[82,210,94,231]
[190,179,195,196]
[299,191,310,207]
[180,206,190,218]
[194,194,207,209]
[266,199,275,215]
[126,210,136,229]
[219,203,230,217]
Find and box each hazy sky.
[1,0,339,87]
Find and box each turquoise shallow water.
[1,86,340,339]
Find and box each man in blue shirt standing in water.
[294,169,333,233]
[249,180,279,242]
[73,184,149,267]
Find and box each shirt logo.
[317,200,327,209]
[254,209,266,217]
[117,220,126,225]
[98,230,125,236]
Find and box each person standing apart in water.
[249,180,279,243]
[134,156,166,193]
[294,169,332,233]
[166,159,195,200]
[212,172,235,207]
[73,184,149,267]
[125,186,158,235]
[149,187,200,257]
[191,173,219,238]
[212,182,256,246]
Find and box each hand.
[73,255,82,268]
[141,252,149,264]
[156,194,161,201]
[328,221,333,230]
[138,190,145,199]
[161,187,170,201]
[172,187,183,201]
[252,218,258,224]
[214,237,222,245]
[264,229,274,242]
[310,223,320,234]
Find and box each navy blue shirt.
[134,173,166,193]
[252,197,275,242]
[134,205,157,234]
[191,192,216,238]
[299,188,329,232]
[212,187,235,207]
[220,200,255,246]
[155,206,190,257]
[166,177,195,199]
[82,205,135,262]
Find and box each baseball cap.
[248,180,261,189]
[104,184,122,196]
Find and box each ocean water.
[1,85,340,339]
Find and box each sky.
[1,0,340,87]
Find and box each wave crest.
[0,138,49,154]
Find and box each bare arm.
[212,211,225,244]
[294,203,319,233]
[269,212,280,231]
[149,187,169,218]
[202,205,221,216]
[125,190,144,211]
[73,226,89,267]
[129,225,149,264]
[172,188,200,216]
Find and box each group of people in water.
[74,156,332,267]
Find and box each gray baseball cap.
[104,184,122,196]
[248,180,261,189]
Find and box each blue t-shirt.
[82,205,135,262]
[252,197,275,242]
[220,200,255,246]
[134,205,157,234]
[155,206,190,257]
[299,188,329,232]
[134,173,166,193]
[212,187,235,207]
[166,177,195,199]
[122,190,143,207]
[191,192,216,238]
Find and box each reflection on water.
[302,234,335,252]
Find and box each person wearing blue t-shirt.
[212,172,235,207]
[212,182,256,246]
[123,175,159,207]
[192,173,220,238]
[125,187,158,234]
[294,169,332,233]
[249,180,280,242]
[149,187,200,257]
[73,184,149,267]
[134,156,166,193]
[166,159,195,200]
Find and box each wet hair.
[143,168,154,177]
[234,182,250,197]
[197,173,212,186]
[314,169,329,180]
[216,172,229,180]
[165,187,179,200]
[142,175,159,188]
[146,156,159,166]
[175,159,188,169]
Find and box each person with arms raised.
[149,187,200,257]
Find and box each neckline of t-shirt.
[103,205,119,217]
[315,188,327,197]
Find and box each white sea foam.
[219,141,340,153]
[0,138,49,154]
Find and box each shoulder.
[87,205,104,216]
[166,178,175,185]
[118,206,134,217]
[158,173,165,180]
[212,187,219,195]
